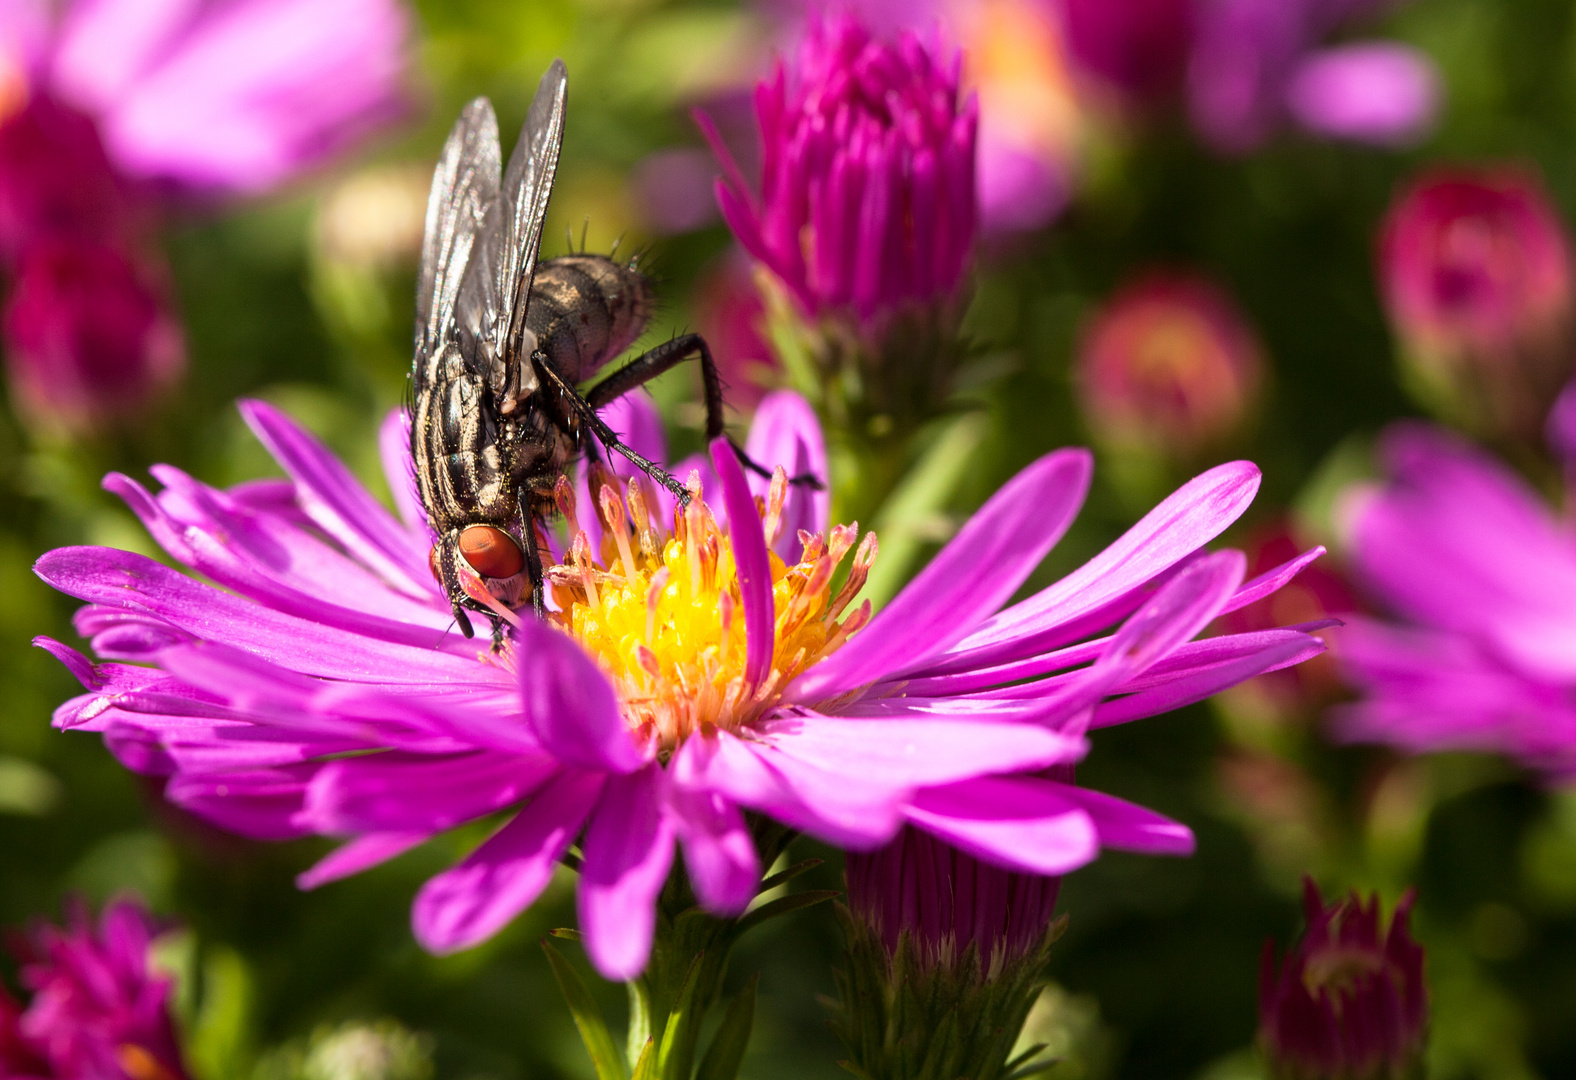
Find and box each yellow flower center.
[545,466,875,752]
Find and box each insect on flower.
[412,61,756,643]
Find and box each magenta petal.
[758,712,1087,788]
[1092,634,1317,728]
[578,764,676,980]
[379,406,430,537]
[668,737,760,915]
[790,448,1094,702]
[1286,43,1441,147]
[938,461,1261,671]
[674,730,902,848]
[516,617,643,774]
[577,391,668,546]
[1047,783,1195,855]
[413,769,603,955]
[297,831,428,890]
[239,399,431,596]
[902,775,1100,876]
[711,436,774,687]
[745,390,830,555]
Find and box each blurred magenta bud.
[0,94,134,261]
[1076,271,1263,456]
[700,14,978,326]
[1378,167,1576,437]
[846,826,1062,972]
[1188,0,1439,154]
[1286,42,1440,147]
[39,0,411,194]
[692,252,778,412]
[1060,0,1195,108]
[1260,879,1427,1080]
[3,237,184,436]
[1,897,189,1080]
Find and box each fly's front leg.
[586,334,823,490]
[516,491,547,621]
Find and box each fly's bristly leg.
[531,350,693,506]
[586,333,726,439]
[585,334,824,491]
[517,492,548,620]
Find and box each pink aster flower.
[1335,422,1576,781]
[1259,879,1426,1080]
[1,897,190,1080]
[2,0,411,199]
[700,14,978,325]
[1187,0,1440,154]
[35,391,1328,980]
[1378,167,1576,438]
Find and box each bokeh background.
[4,0,1576,1077]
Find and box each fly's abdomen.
[527,254,653,381]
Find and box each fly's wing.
[414,98,501,385]
[457,60,567,397]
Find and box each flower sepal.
[830,900,1067,1080]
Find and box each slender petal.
[413,770,602,955]
[579,764,677,980]
[517,616,644,773]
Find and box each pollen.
[544,466,876,752]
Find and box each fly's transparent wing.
[458,59,568,386]
[414,98,501,384]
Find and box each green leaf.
[733,889,840,939]
[754,857,823,895]
[630,1038,657,1080]
[627,980,653,1071]
[542,939,627,1080]
[656,953,705,1080]
[695,975,758,1080]
[550,927,584,941]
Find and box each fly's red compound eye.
[458,525,525,579]
[427,544,442,584]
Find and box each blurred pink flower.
[691,251,778,412]
[1378,167,1576,436]
[7,0,411,196]
[700,14,978,324]
[1060,0,1194,110]
[4,238,184,436]
[1188,0,1439,153]
[1075,271,1263,456]
[0,0,409,436]
[1336,423,1576,780]
[1,897,189,1080]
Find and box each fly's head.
[428,523,529,640]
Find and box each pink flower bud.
[1379,167,1576,438]
[1075,271,1263,456]
[702,14,978,326]
[1260,879,1427,1080]
[845,826,1061,972]
[0,95,135,260]
[3,238,184,436]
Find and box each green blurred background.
[6,0,1576,1077]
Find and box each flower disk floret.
[35,390,1330,981]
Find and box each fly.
[410,61,759,644]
